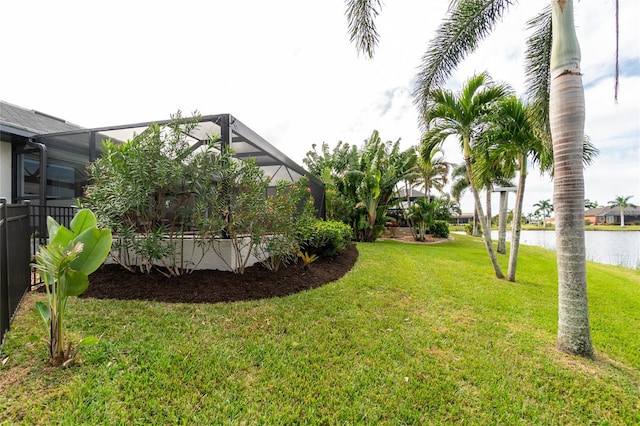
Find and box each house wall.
[0,141,11,201]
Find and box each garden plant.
[33,209,112,366]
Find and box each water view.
[491,230,640,270]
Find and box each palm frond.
[582,136,599,167]
[524,5,552,144]
[345,0,383,58]
[414,0,514,120]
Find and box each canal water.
[491,230,640,270]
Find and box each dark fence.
[0,200,31,347]
[29,205,78,286]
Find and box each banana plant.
[33,209,112,366]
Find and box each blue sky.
[1,0,638,214]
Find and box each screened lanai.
[30,113,325,217]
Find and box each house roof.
[0,100,83,136]
[585,206,640,216]
[395,187,427,199]
[584,207,611,216]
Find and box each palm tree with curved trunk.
[422,72,510,278]
[345,0,622,358]
[608,195,637,227]
[480,96,549,280]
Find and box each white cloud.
[1,0,638,216]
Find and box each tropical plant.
[438,193,461,220]
[303,141,358,221]
[297,251,320,270]
[533,199,554,228]
[407,198,441,242]
[304,132,416,242]
[420,72,510,278]
[33,209,112,366]
[608,195,637,227]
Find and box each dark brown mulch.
[79,245,358,304]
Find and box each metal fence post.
[0,198,9,346]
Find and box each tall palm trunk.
[472,208,479,236]
[485,189,492,237]
[497,190,508,254]
[550,0,593,357]
[507,157,526,281]
[464,137,503,278]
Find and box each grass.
[1,234,639,424]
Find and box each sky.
[1,0,638,215]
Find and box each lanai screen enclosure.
[27,113,325,217]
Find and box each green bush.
[301,220,352,258]
[429,220,450,239]
[464,222,482,236]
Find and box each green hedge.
[300,220,352,258]
[430,220,450,239]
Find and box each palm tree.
[533,199,554,228]
[480,96,551,279]
[421,72,510,278]
[608,195,637,227]
[416,143,450,199]
[345,0,621,358]
[584,199,599,210]
[439,193,461,219]
[407,197,441,242]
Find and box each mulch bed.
[79,244,358,304]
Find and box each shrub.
[254,179,316,272]
[301,220,352,258]
[83,112,223,276]
[84,112,317,275]
[429,220,450,239]
[464,222,482,236]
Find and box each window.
[21,155,86,200]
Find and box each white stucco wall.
[0,141,11,202]
[106,236,266,272]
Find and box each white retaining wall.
[106,236,266,272]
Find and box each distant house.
[584,206,640,225]
[451,213,474,225]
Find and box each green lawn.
[1,234,639,424]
